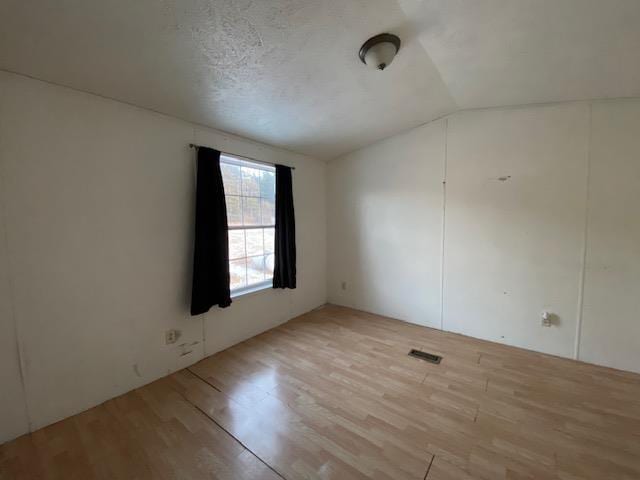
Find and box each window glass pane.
[242,197,261,226]
[264,228,275,254]
[230,258,247,290]
[247,256,265,284]
[226,195,242,226]
[228,230,245,260]
[221,163,241,195]
[261,198,275,225]
[246,229,263,257]
[221,159,275,294]
[265,254,274,277]
[260,170,275,198]
[241,166,261,197]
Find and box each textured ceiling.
[399,0,640,109]
[0,0,455,159]
[1,1,640,159]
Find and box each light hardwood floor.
[2,305,640,479]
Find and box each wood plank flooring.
[2,305,640,479]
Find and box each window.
[220,155,275,296]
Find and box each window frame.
[220,154,276,298]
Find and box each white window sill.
[231,280,272,299]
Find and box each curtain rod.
[189,143,295,170]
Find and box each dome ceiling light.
[358,33,401,71]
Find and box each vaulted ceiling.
[2,0,640,159]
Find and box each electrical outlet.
[165,329,180,344]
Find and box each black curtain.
[273,165,296,289]
[190,147,232,315]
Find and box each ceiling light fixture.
[359,33,401,71]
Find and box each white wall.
[580,99,640,373]
[0,71,326,443]
[327,121,445,328]
[328,100,640,373]
[0,201,29,442]
[445,104,589,357]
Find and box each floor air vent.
[408,349,442,364]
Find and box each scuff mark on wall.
[180,340,200,357]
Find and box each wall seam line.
[0,139,33,434]
[439,119,449,331]
[193,126,207,359]
[574,102,593,360]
